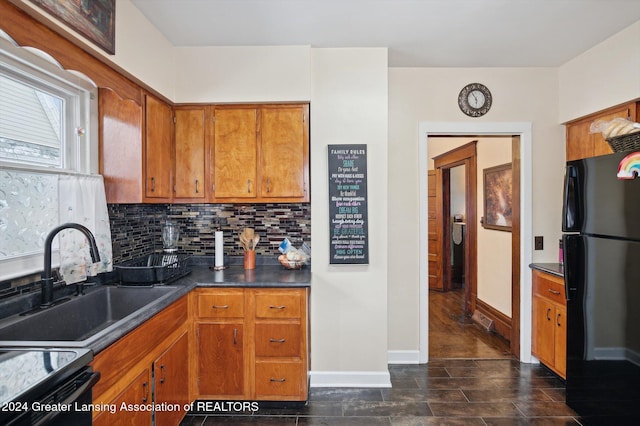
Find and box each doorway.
[418,122,533,364]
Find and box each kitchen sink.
[0,285,178,343]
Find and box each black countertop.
[529,262,564,278]
[0,263,311,355]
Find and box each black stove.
[0,348,98,426]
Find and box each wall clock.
[458,83,492,117]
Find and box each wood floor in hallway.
[429,289,512,359]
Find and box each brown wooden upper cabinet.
[212,103,310,203]
[565,101,639,162]
[99,87,144,204]
[174,106,207,201]
[144,93,173,202]
[101,99,309,204]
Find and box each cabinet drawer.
[255,324,301,357]
[533,271,565,306]
[255,362,302,397]
[197,290,244,318]
[255,292,301,319]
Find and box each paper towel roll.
[215,231,224,267]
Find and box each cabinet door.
[99,88,143,203]
[198,322,245,397]
[554,305,567,378]
[532,295,555,367]
[174,107,206,199]
[93,368,152,426]
[260,105,309,200]
[145,94,173,199]
[213,107,258,199]
[566,102,637,161]
[154,331,189,426]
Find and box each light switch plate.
[534,236,544,250]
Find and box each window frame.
[0,32,99,281]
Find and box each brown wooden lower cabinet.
[154,331,190,426]
[197,322,246,398]
[91,296,189,425]
[91,286,309,425]
[531,269,566,378]
[191,287,309,401]
[93,368,151,426]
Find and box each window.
[0,32,98,280]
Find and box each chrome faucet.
[41,223,101,308]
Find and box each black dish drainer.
[115,254,191,285]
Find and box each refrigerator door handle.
[562,164,581,232]
[562,234,581,302]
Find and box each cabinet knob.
[160,364,166,384]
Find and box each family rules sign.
[328,144,369,264]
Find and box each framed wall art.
[28,0,116,54]
[482,162,512,232]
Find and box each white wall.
[388,67,563,353]
[173,46,311,103]
[559,21,640,122]
[309,48,390,386]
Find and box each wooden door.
[144,95,173,199]
[427,170,443,290]
[532,295,555,367]
[154,331,189,426]
[213,107,258,199]
[93,368,152,426]
[554,305,567,377]
[99,88,143,203]
[197,322,245,397]
[260,105,309,200]
[174,107,206,199]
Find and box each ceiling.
[130,0,640,67]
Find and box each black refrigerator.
[562,150,640,425]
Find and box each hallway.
[429,289,511,359]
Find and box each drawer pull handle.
[269,305,286,310]
[142,382,149,403]
[546,308,551,321]
[557,313,562,327]
[548,289,561,295]
[269,338,286,343]
[212,304,229,309]
[270,377,286,382]
[233,328,238,345]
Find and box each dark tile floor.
[180,359,582,425]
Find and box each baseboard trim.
[309,370,392,388]
[388,350,421,364]
[475,298,511,342]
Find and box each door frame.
[433,141,477,312]
[418,122,533,364]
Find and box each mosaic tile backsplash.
[108,203,311,264]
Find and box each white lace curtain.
[57,175,112,284]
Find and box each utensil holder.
[244,250,256,270]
